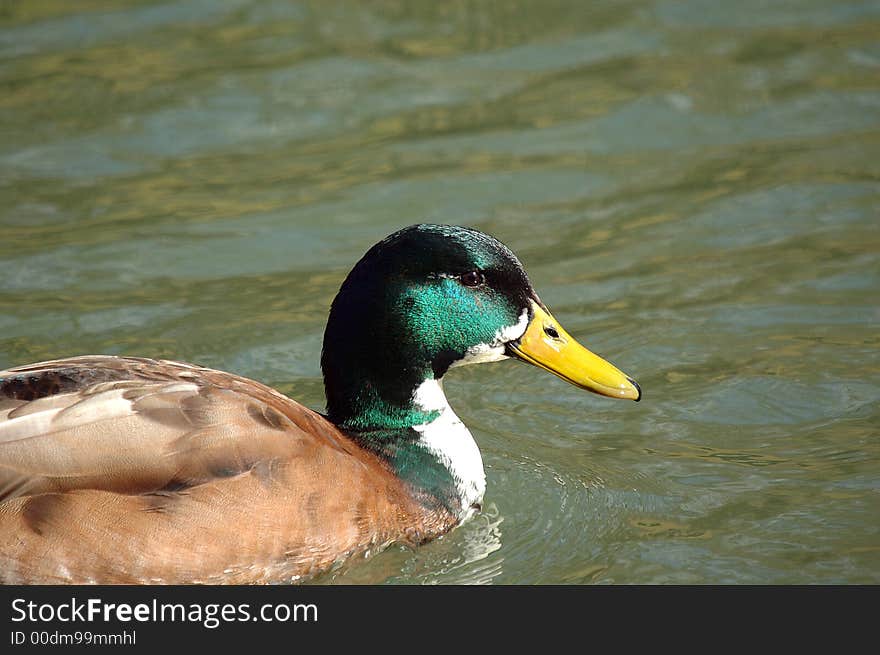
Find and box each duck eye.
[459,271,485,287]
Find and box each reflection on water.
[1,0,878,583]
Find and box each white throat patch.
[449,308,530,369]
[409,308,530,520]
[411,378,485,520]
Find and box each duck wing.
[0,355,349,501]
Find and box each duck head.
[321,224,640,433]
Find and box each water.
[1,0,878,584]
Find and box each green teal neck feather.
[350,422,461,514]
[336,372,439,433]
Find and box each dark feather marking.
[208,465,244,479]
[0,367,125,402]
[21,494,69,536]
[1,374,62,401]
[246,403,288,431]
[140,491,176,514]
[160,478,194,493]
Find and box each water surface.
[1,0,878,584]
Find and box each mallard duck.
[0,224,639,584]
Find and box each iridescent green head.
[321,224,640,433]
[322,224,534,430]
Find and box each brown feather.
[0,356,457,584]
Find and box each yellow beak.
[507,300,641,401]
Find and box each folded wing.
[0,356,342,501]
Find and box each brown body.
[0,356,457,584]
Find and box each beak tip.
[627,377,642,402]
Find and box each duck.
[0,223,640,584]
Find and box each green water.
[1,0,878,584]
